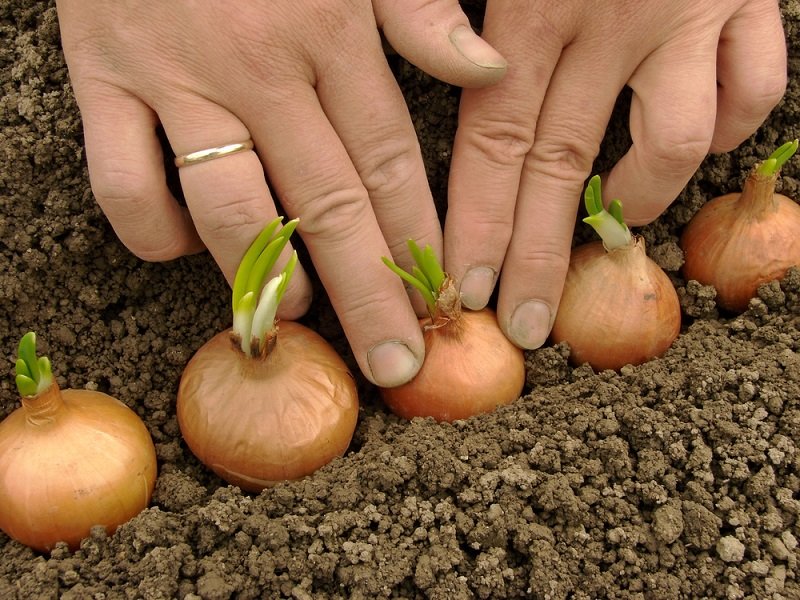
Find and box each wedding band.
[174,139,254,168]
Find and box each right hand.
[444,0,787,350]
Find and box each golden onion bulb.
[681,185,800,313]
[177,321,359,492]
[380,309,525,422]
[551,238,681,371]
[0,384,157,552]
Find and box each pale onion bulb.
[0,384,157,552]
[681,172,800,312]
[551,238,681,371]
[380,308,525,422]
[177,321,359,492]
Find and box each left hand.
[56,0,506,388]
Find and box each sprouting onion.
[681,140,800,312]
[380,241,525,422]
[0,332,157,552]
[231,217,299,357]
[176,218,359,492]
[550,176,681,371]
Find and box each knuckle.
[734,71,788,118]
[90,164,151,212]
[642,131,711,178]
[529,138,598,180]
[195,193,268,239]
[358,140,418,199]
[293,184,370,243]
[462,117,535,168]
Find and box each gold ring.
[174,139,254,168]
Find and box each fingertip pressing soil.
[1,1,799,598]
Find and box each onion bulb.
[176,218,358,492]
[380,241,525,422]
[550,176,681,371]
[681,140,800,313]
[0,332,157,552]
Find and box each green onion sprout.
[231,217,299,356]
[582,175,632,251]
[382,240,446,315]
[756,139,799,177]
[14,332,52,397]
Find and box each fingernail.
[367,341,420,388]
[508,300,552,349]
[460,266,496,310]
[449,25,507,70]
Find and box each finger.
[711,0,787,153]
[158,98,312,320]
[314,12,443,316]
[244,81,426,388]
[76,84,205,261]
[497,40,633,349]
[604,36,719,226]
[444,2,566,310]
[374,0,507,88]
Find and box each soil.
[1,1,800,598]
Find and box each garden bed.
[1,2,799,598]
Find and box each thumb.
[373,0,507,88]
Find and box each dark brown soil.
[2,2,799,598]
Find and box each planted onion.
[681,140,800,313]
[550,176,681,371]
[177,218,359,492]
[0,333,157,552]
[380,241,525,422]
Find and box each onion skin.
[380,309,525,422]
[550,238,681,371]
[0,384,157,552]
[177,321,359,492]
[681,172,800,313]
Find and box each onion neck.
[606,235,647,266]
[429,277,462,328]
[738,171,778,220]
[229,328,278,361]
[21,382,64,427]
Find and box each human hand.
[445,0,787,349]
[55,0,506,386]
